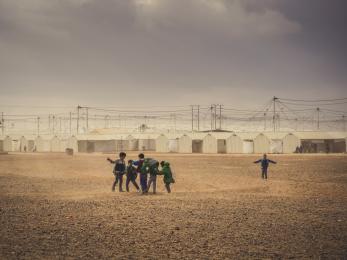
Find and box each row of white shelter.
[1,131,346,154]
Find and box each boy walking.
[147,160,159,194]
[133,153,148,194]
[126,160,140,192]
[158,161,175,193]
[107,152,126,192]
[253,154,277,180]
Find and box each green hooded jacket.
[159,162,174,184]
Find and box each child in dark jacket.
[147,161,159,194]
[159,161,175,193]
[107,152,126,192]
[126,160,140,192]
[133,153,147,193]
[254,154,277,180]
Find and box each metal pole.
[264,113,266,131]
[59,117,62,134]
[191,105,194,132]
[1,112,4,136]
[52,115,55,135]
[273,96,277,132]
[214,104,217,130]
[317,107,320,130]
[219,104,222,130]
[69,112,72,136]
[210,105,213,131]
[77,106,80,134]
[86,107,89,132]
[37,117,40,136]
[48,114,51,132]
[197,105,200,131]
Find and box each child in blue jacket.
[254,154,277,180]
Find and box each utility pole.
[77,106,81,134]
[214,104,217,130]
[191,105,194,132]
[219,104,222,130]
[316,107,320,130]
[86,107,89,132]
[52,115,55,135]
[59,117,62,135]
[1,112,4,136]
[37,117,40,136]
[210,105,213,131]
[197,105,200,131]
[48,114,51,132]
[272,96,278,132]
[69,112,72,136]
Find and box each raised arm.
[107,158,115,164]
[268,159,277,164]
[253,159,261,164]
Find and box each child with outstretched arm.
[107,152,126,192]
[254,153,277,180]
[158,161,175,193]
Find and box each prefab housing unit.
[156,134,169,153]
[202,134,218,154]
[137,135,157,151]
[296,132,347,153]
[20,136,28,152]
[226,134,243,153]
[127,135,139,151]
[3,136,12,152]
[35,136,51,152]
[283,133,300,153]
[51,136,61,152]
[168,138,179,153]
[253,133,270,154]
[67,136,78,152]
[178,134,192,153]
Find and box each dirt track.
[1,153,347,259]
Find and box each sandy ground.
[0,152,347,259]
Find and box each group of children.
[107,153,175,194]
[106,152,276,194]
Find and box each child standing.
[107,152,127,192]
[125,160,140,192]
[147,161,159,194]
[159,161,175,193]
[133,153,148,194]
[253,153,277,180]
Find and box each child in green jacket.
[159,161,175,193]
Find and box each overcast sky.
[0,0,346,109]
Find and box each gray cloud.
[0,0,346,108]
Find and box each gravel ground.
[0,152,347,259]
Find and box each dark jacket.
[254,159,276,169]
[126,165,137,180]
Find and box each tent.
[20,136,28,152]
[67,136,78,152]
[178,134,192,153]
[202,134,218,154]
[127,135,139,151]
[156,134,169,153]
[226,134,243,153]
[35,136,51,152]
[3,136,12,152]
[253,133,270,154]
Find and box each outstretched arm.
[254,159,261,164]
[107,158,115,164]
[269,159,277,164]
